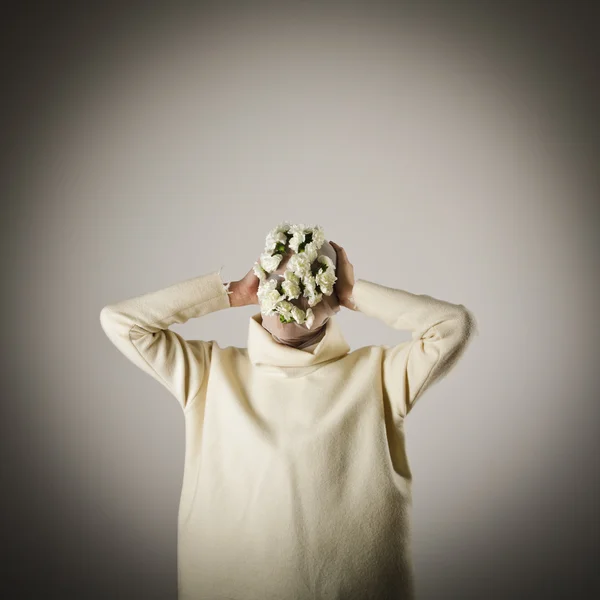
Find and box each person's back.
[100,228,476,599]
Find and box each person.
[100,229,476,600]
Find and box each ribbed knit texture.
[100,270,476,600]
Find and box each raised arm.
[99,269,232,411]
[351,278,476,418]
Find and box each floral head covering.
[253,223,341,348]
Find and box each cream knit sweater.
[100,269,475,600]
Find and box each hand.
[329,241,357,310]
[229,257,261,307]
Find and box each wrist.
[227,281,250,307]
[338,289,358,311]
[343,296,359,311]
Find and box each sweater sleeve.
[351,278,477,418]
[100,269,232,411]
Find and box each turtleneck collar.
[247,312,351,369]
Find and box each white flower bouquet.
[253,222,337,329]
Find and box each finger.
[333,244,347,258]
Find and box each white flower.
[307,291,323,307]
[274,221,292,233]
[259,288,284,313]
[283,269,300,283]
[310,226,326,249]
[275,300,295,320]
[317,254,335,270]
[257,278,279,305]
[301,274,323,307]
[261,278,279,290]
[265,230,288,253]
[260,252,283,272]
[254,222,335,325]
[281,278,301,300]
[302,241,319,263]
[315,273,335,295]
[287,252,312,278]
[302,273,317,296]
[253,262,267,283]
[290,305,306,324]
[304,307,315,329]
[315,263,337,296]
[287,224,307,252]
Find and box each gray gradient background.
[2,1,598,598]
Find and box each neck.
[270,325,327,349]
